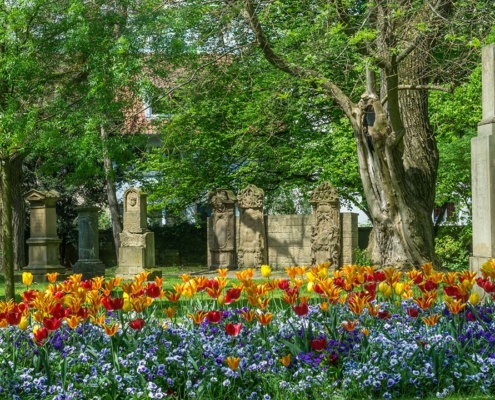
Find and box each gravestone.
[471,44,495,278]
[340,212,359,266]
[116,188,155,279]
[237,184,266,268]
[73,206,106,280]
[310,182,340,267]
[208,189,237,270]
[24,189,66,281]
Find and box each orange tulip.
[46,272,59,283]
[256,312,273,326]
[341,320,358,332]
[165,291,181,303]
[280,354,291,367]
[216,268,228,278]
[225,357,240,371]
[421,262,434,277]
[103,322,120,337]
[164,306,176,319]
[257,297,271,310]
[65,315,81,330]
[348,296,370,315]
[422,314,441,327]
[179,274,190,283]
[446,299,466,315]
[240,309,257,323]
[187,310,207,325]
[320,302,329,312]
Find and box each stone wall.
[216,212,358,268]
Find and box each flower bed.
[2,262,495,399]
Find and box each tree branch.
[380,84,453,105]
[240,0,356,120]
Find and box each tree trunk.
[1,156,15,300]
[101,126,122,264]
[11,154,26,270]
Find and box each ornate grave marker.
[208,189,236,270]
[116,188,155,279]
[237,184,266,268]
[310,182,340,267]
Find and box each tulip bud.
[19,317,29,331]
[469,292,480,306]
[384,286,393,297]
[260,265,271,278]
[307,281,314,293]
[22,272,34,286]
[378,282,388,293]
[394,282,405,296]
[318,268,328,279]
[217,294,226,306]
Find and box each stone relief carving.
[208,189,236,269]
[310,182,340,267]
[238,184,266,269]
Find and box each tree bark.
[11,154,26,270]
[101,126,122,264]
[1,156,15,300]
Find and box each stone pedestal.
[116,188,155,279]
[208,189,237,270]
[73,206,106,280]
[237,184,266,269]
[310,182,341,267]
[340,212,358,266]
[471,44,495,289]
[24,189,66,281]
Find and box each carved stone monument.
[24,189,66,281]
[73,206,106,280]
[237,184,266,269]
[208,189,237,270]
[471,44,495,281]
[310,182,340,267]
[116,188,155,279]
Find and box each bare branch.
[381,83,453,104]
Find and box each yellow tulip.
[225,357,240,371]
[22,272,34,286]
[318,268,328,279]
[394,282,405,296]
[307,281,314,292]
[18,317,29,331]
[260,265,271,278]
[217,294,226,307]
[469,292,480,306]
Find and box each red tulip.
[205,279,219,290]
[6,312,22,326]
[226,288,241,301]
[34,327,49,345]
[146,283,161,298]
[43,317,62,331]
[413,273,424,285]
[313,283,324,295]
[406,307,419,318]
[129,318,146,331]
[378,310,391,320]
[373,271,386,282]
[22,289,38,306]
[206,311,222,324]
[334,277,345,288]
[81,280,93,289]
[419,279,438,293]
[292,302,309,317]
[76,307,88,320]
[278,280,290,291]
[51,303,70,319]
[309,338,327,352]
[102,296,124,311]
[225,323,242,337]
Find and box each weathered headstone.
[471,44,495,277]
[310,182,340,267]
[73,206,106,280]
[340,212,359,266]
[116,188,155,279]
[237,184,266,268]
[208,189,237,270]
[24,189,65,281]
